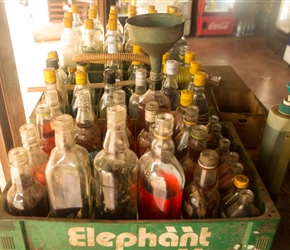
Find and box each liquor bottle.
[64,66,76,103]
[128,68,147,119]
[138,112,185,219]
[224,189,261,218]
[44,89,63,119]
[88,7,104,47]
[219,162,244,193]
[19,123,49,187]
[6,147,49,216]
[137,71,171,135]
[162,60,180,111]
[58,17,81,70]
[206,122,223,149]
[137,101,159,158]
[89,4,104,38]
[93,104,138,219]
[108,5,124,38]
[217,151,240,179]
[162,51,170,81]
[127,44,146,80]
[123,5,137,52]
[182,149,220,219]
[187,61,201,91]
[193,71,209,122]
[47,50,68,83]
[35,103,55,156]
[71,4,83,39]
[180,124,208,187]
[220,174,249,217]
[174,105,199,161]
[215,138,231,165]
[184,51,195,68]
[148,5,156,13]
[81,18,103,53]
[46,114,91,219]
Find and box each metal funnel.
[126,13,185,73]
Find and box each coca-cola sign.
[208,21,230,30]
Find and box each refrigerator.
[196,0,235,36]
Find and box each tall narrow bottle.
[138,113,185,219]
[88,8,104,50]
[44,89,63,119]
[187,61,201,91]
[89,4,104,38]
[6,147,49,216]
[46,114,91,219]
[71,4,83,39]
[19,123,49,187]
[94,104,138,219]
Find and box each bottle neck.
[151,136,175,157]
[163,75,178,91]
[10,163,35,192]
[76,106,94,126]
[55,127,76,150]
[149,76,163,91]
[195,164,218,192]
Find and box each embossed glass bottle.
[138,113,185,219]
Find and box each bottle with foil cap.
[206,122,224,150]
[162,59,181,111]
[19,123,49,187]
[58,17,81,70]
[138,112,185,219]
[46,114,92,219]
[6,147,49,217]
[128,68,148,119]
[217,151,240,179]
[44,89,63,119]
[35,103,55,156]
[220,174,250,216]
[88,7,104,47]
[193,71,209,122]
[219,162,244,193]
[215,138,231,165]
[82,18,103,53]
[180,124,208,187]
[71,4,83,39]
[137,101,159,158]
[174,105,199,161]
[93,104,138,219]
[187,61,201,91]
[182,149,220,219]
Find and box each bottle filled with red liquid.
[138,113,185,219]
[35,103,55,156]
[6,147,49,217]
[19,123,49,186]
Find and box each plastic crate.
[0,122,280,250]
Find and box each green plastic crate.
[0,122,280,250]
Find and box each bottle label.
[107,36,118,54]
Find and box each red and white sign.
[197,16,235,36]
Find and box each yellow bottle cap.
[166,6,173,13]
[133,44,143,54]
[128,9,136,18]
[67,66,76,73]
[89,9,96,19]
[90,4,97,10]
[109,12,117,20]
[85,19,94,29]
[189,61,201,75]
[108,19,117,31]
[180,90,194,106]
[77,63,87,72]
[148,5,155,13]
[169,6,177,14]
[128,5,137,12]
[194,71,207,86]
[234,174,249,189]
[162,52,170,63]
[75,70,87,85]
[133,61,142,66]
[47,50,58,60]
[110,5,118,11]
[64,11,72,19]
[63,17,72,28]
[71,5,79,14]
[43,67,56,84]
[185,51,195,64]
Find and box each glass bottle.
[162,60,181,111]
[180,124,208,187]
[137,101,159,158]
[93,104,138,219]
[19,123,49,187]
[47,50,68,85]
[108,6,124,39]
[127,44,146,80]
[74,89,102,161]
[124,5,137,53]
[64,66,76,103]
[6,147,49,216]
[81,18,103,54]
[89,4,104,39]
[193,71,209,123]
[220,174,249,216]
[58,17,81,70]
[187,61,201,91]
[71,4,84,39]
[206,122,223,149]
[35,103,55,156]
[137,71,171,135]
[215,138,231,165]
[184,51,195,68]
[138,112,185,219]
[174,105,199,162]
[46,114,91,219]
[162,51,170,82]
[88,8,104,50]
[217,151,240,180]
[128,68,147,119]
[182,149,220,219]
[224,189,261,218]
[219,162,244,193]
[44,89,63,119]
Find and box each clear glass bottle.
[174,105,199,162]
[81,18,103,53]
[182,149,220,219]
[180,124,208,187]
[46,114,91,219]
[137,71,171,135]
[64,66,76,103]
[138,112,185,219]
[219,162,244,193]
[162,60,180,111]
[124,5,137,53]
[93,104,138,219]
[44,89,63,119]
[217,151,240,180]
[71,4,84,39]
[128,68,147,119]
[137,101,159,158]
[35,103,55,156]
[47,50,68,85]
[19,123,49,187]
[215,138,231,165]
[127,44,147,81]
[89,4,104,39]
[107,6,124,39]
[187,61,201,91]
[224,189,261,218]
[206,122,224,149]
[88,8,104,51]
[6,147,49,216]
